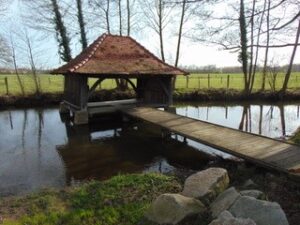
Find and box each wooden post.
[221,77,223,84]
[48,77,51,84]
[227,75,230,89]
[208,74,210,88]
[186,76,189,89]
[198,77,200,89]
[4,77,8,95]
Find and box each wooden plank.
[161,117,195,128]
[122,107,300,176]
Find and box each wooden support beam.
[88,78,105,98]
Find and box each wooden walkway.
[122,107,300,176]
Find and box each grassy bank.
[1,88,300,108]
[1,73,300,96]
[0,173,181,225]
[1,161,300,225]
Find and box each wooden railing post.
[5,77,9,95]
[208,74,210,88]
[186,76,189,89]
[227,75,230,90]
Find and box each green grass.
[175,72,300,90]
[0,173,181,225]
[290,129,300,145]
[0,72,300,96]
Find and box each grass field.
[0,73,300,96]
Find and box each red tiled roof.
[51,34,188,76]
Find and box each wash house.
[51,34,188,124]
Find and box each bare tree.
[141,0,174,62]
[261,0,271,90]
[118,0,123,35]
[9,34,25,95]
[268,58,280,92]
[174,0,187,67]
[21,0,72,62]
[126,0,131,35]
[24,31,40,95]
[89,0,111,33]
[0,35,11,65]
[281,19,300,93]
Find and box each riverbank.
[1,88,300,108]
[0,158,300,225]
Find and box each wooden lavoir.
[123,107,300,177]
[51,34,188,124]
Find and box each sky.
[1,0,299,70]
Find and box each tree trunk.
[173,0,186,89]
[10,36,25,95]
[76,0,88,49]
[158,0,165,62]
[118,0,122,36]
[250,0,266,92]
[281,19,300,93]
[239,0,249,94]
[126,0,130,36]
[25,32,40,95]
[106,0,111,33]
[261,0,270,91]
[51,0,72,62]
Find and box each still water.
[0,101,300,196]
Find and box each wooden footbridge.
[122,107,300,176]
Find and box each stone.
[182,168,229,204]
[240,190,265,200]
[74,110,89,125]
[209,211,256,225]
[242,179,257,189]
[229,196,289,225]
[210,187,240,218]
[145,193,206,225]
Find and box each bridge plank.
[122,107,300,175]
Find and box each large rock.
[229,196,289,225]
[145,193,206,225]
[182,168,229,203]
[240,190,265,200]
[210,187,240,218]
[209,211,256,225]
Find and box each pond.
[0,101,300,196]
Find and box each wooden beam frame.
[123,78,137,93]
[88,78,105,98]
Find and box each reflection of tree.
[8,111,13,129]
[239,104,251,132]
[22,110,28,150]
[278,104,286,137]
[258,105,263,135]
[37,109,44,151]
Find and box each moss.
[1,173,181,225]
[290,128,300,145]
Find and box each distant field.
[0,73,300,95]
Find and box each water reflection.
[58,120,213,185]
[0,108,212,196]
[1,102,300,196]
[175,102,300,139]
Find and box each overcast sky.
[1,0,299,69]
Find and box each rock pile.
[145,167,289,225]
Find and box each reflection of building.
[57,120,213,184]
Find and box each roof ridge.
[69,33,108,73]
